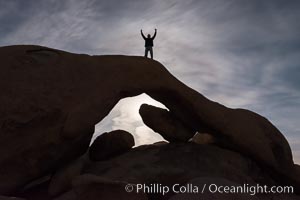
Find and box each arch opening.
[93,93,167,146]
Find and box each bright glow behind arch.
[94,93,167,146]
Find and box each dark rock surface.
[84,143,275,186]
[48,154,89,196]
[189,132,216,144]
[0,45,298,199]
[53,174,148,200]
[169,178,260,200]
[89,130,135,161]
[0,195,25,200]
[169,178,299,200]
[82,143,298,200]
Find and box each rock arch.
[0,45,296,194]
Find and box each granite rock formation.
[0,45,298,199]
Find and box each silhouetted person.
[141,29,157,59]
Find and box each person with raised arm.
[141,28,157,59]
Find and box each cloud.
[94,94,165,146]
[0,0,299,162]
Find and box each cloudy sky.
[0,0,299,163]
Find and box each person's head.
[147,34,151,38]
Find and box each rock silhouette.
[48,154,89,196]
[89,130,134,161]
[189,132,216,145]
[0,45,299,199]
[54,174,148,200]
[139,104,195,142]
[83,143,298,200]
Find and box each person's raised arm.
[152,28,157,39]
[141,29,146,40]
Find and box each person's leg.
[148,47,153,59]
[150,47,153,59]
[144,48,148,57]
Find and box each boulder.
[0,45,295,194]
[85,143,275,189]
[189,132,215,145]
[83,143,282,199]
[89,130,134,161]
[153,141,169,146]
[139,104,195,142]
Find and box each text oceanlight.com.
[124,183,294,196]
